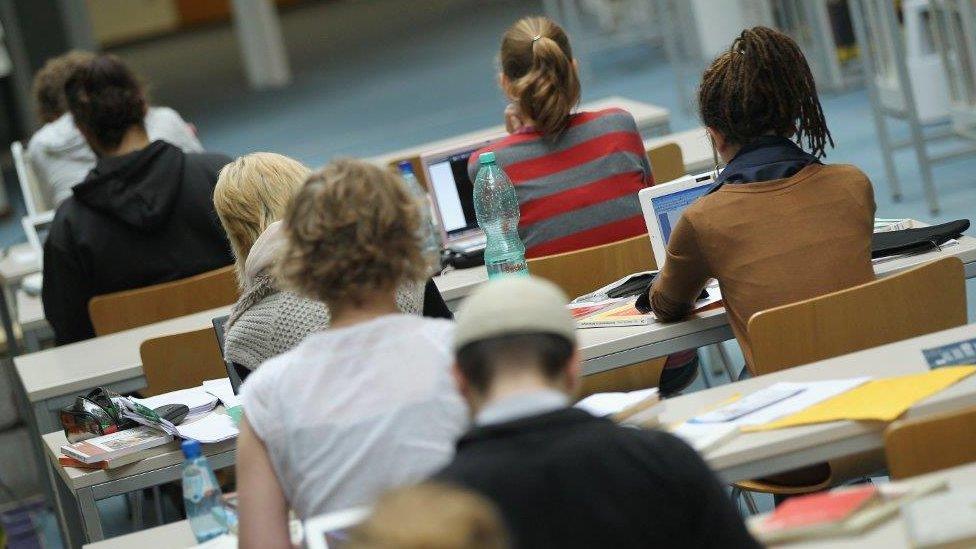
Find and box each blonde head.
[213,152,311,283]
[347,483,509,549]
[277,158,426,308]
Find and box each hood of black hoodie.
[73,140,185,233]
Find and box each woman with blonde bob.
[214,152,449,373]
[237,159,467,549]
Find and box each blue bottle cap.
[181,439,202,459]
[478,152,496,165]
[396,160,414,174]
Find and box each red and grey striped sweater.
[468,108,653,258]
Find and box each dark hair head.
[500,16,581,138]
[32,51,96,123]
[64,54,147,151]
[456,333,574,394]
[698,26,834,158]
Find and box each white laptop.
[638,172,715,267]
[304,506,371,549]
[420,141,493,253]
[21,210,55,258]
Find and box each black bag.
[871,220,970,259]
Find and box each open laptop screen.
[649,184,712,244]
[426,151,479,237]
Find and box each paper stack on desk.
[133,388,218,419]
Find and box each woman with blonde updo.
[236,159,467,549]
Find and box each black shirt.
[42,141,233,344]
[436,407,760,549]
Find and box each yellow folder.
[743,366,976,432]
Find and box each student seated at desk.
[214,153,452,373]
[471,15,698,393]
[42,54,233,344]
[435,277,759,549]
[27,51,203,207]
[236,159,467,547]
[646,27,876,370]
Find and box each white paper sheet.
[176,412,239,443]
[575,388,659,416]
[203,378,241,409]
[133,388,218,416]
[717,377,872,427]
[671,422,739,453]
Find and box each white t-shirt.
[240,314,468,519]
[26,106,204,206]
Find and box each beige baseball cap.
[454,276,577,350]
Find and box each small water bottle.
[473,152,528,279]
[398,161,443,275]
[181,440,228,542]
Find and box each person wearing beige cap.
[435,276,759,549]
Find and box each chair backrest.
[526,234,656,299]
[139,327,228,397]
[11,141,51,217]
[647,142,685,184]
[89,265,239,336]
[747,257,967,376]
[884,405,976,479]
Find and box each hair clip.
[531,35,543,43]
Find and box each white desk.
[45,426,236,545]
[749,461,976,548]
[370,95,671,167]
[17,289,50,352]
[0,242,42,356]
[644,126,716,176]
[82,520,196,549]
[432,234,976,376]
[628,323,976,483]
[15,306,232,439]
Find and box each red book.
[762,485,878,534]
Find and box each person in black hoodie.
[435,276,759,549]
[42,54,233,344]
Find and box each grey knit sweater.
[223,275,424,371]
[222,221,424,370]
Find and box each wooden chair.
[748,257,967,376]
[527,234,666,397]
[884,405,976,480]
[139,327,228,397]
[88,266,239,336]
[528,233,657,298]
[736,257,967,499]
[647,142,685,184]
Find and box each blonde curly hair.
[277,158,426,307]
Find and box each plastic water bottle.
[397,161,443,275]
[181,440,227,542]
[473,152,528,278]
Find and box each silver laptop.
[420,141,492,253]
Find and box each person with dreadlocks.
[644,27,876,371]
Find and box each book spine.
[577,318,653,328]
